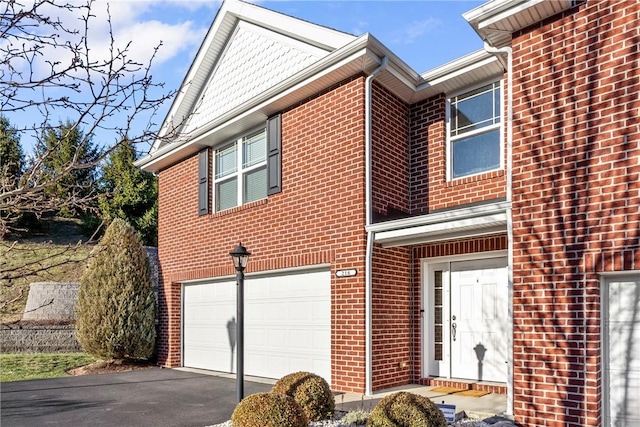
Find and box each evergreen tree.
[0,116,24,187]
[98,140,158,246]
[75,218,156,360]
[35,120,100,216]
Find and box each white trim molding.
[368,201,510,248]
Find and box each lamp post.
[229,242,250,403]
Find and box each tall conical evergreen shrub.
[76,218,156,360]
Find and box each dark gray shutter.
[267,114,282,195]
[198,149,209,215]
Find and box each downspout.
[483,41,513,416]
[365,56,388,396]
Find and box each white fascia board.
[417,51,499,92]
[373,210,508,248]
[477,0,545,31]
[229,0,355,51]
[367,201,510,247]
[365,35,422,82]
[419,50,493,83]
[150,2,236,150]
[463,0,573,47]
[462,0,525,25]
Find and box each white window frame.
[446,79,504,181]
[213,127,267,212]
[600,271,640,427]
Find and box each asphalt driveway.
[1,368,272,427]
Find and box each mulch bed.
[67,359,155,376]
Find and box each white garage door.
[183,269,331,383]
[604,275,640,427]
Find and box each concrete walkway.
[336,384,510,422]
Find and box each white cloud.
[351,20,369,36]
[393,17,441,44]
[84,1,210,67]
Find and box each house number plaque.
[335,269,357,278]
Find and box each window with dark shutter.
[198,149,209,215]
[266,114,282,195]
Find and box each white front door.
[450,258,508,383]
[424,256,508,383]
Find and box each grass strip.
[0,353,95,382]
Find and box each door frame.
[421,250,509,381]
[600,271,640,427]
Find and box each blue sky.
[9,0,486,153]
[143,0,485,85]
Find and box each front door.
[424,256,508,383]
[450,258,508,382]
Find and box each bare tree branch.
[0,0,182,237]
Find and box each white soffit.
[369,202,509,248]
[464,0,573,48]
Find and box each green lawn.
[0,353,95,382]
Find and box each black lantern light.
[229,243,251,271]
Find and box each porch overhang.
[367,201,510,248]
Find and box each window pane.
[244,166,267,203]
[216,144,237,179]
[216,178,237,211]
[243,131,266,168]
[452,91,493,134]
[435,343,443,361]
[452,128,500,178]
[451,83,500,136]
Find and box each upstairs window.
[448,81,502,179]
[214,129,267,211]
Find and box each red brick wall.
[157,76,370,392]
[511,1,640,425]
[409,94,442,215]
[371,245,412,391]
[371,82,410,218]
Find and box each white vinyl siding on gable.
[214,129,267,211]
[448,81,502,180]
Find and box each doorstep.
[419,377,507,394]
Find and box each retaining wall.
[1,324,82,353]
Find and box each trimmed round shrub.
[231,392,308,427]
[272,371,335,421]
[366,392,446,427]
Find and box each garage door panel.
[183,269,331,383]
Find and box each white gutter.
[483,41,513,417]
[364,55,388,397]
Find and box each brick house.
[137,1,639,426]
